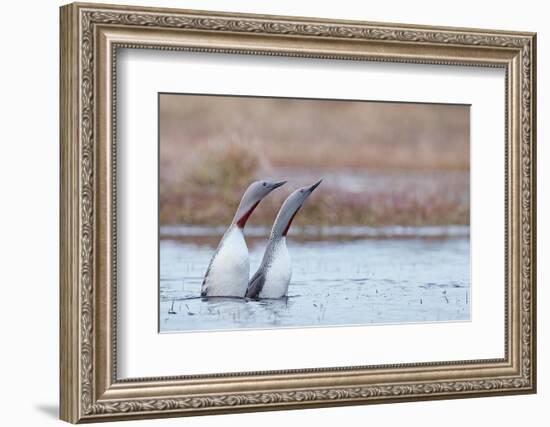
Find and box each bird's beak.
[269,180,287,190]
[307,179,322,193]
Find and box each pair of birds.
[200,179,322,299]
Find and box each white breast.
[259,239,292,299]
[203,227,249,297]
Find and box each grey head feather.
[270,180,322,239]
[231,179,287,228]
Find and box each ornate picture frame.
[60,2,536,423]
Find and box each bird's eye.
[300,190,304,193]
[262,182,267,187]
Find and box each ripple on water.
[160,235,470,332]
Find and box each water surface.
[159,226,470,332]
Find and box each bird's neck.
[233,200,260,229]
[282,210,299,236]
[270,206,299,239]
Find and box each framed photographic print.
[60,2,537,423]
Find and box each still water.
[159,226,470,333]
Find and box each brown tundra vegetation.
[159,94,469,228]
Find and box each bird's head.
[234,180,287,228]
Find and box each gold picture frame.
[60,2,537,423]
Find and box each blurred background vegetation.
[159,94,469,228]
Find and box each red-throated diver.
[246,180,322,299]
[200,180,286,297]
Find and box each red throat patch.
[282,210,299,236]
[236,201,260,228]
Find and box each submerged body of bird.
[200,180,286,298]
[247,180,322,299]
[201,225,250,297]
[250,238,292,299]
